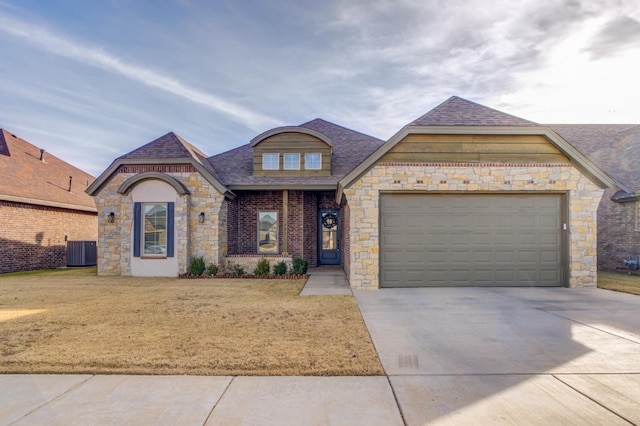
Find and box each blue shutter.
[167,202,175,258]
[133,202,141,257]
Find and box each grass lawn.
[598,271,640,296]
[0,268,384,376]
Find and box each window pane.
[143,204,167,255]
[305,153,321,170]
[283,153,300,170]
[263,153,279,170]
[258,212,278,253]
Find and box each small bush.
[206,263,219,276]
[188,256,206,276]
[290,258,309,275]
[228,262,245,276]
[253,258,270,276]
[273,261,288,276]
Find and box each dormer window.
[305,153,321,170]
[262,153,279,170]
[283,153,300,170]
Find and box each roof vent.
[39,149,46,162]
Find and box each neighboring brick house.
[0,129,98,273]
[549,125,640,274]
[87,97,619,288]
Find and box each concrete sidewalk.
[299,266,351,296]
[1,375,402,425]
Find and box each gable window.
[283,153,300,170]
[262,153,279,170]
[305,153,322,170]
[258,211,278,253]
[133,202,174,257]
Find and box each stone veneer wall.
[597,185,640,274]
[93,169,225,276]
[343,163,604,289]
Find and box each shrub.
[273,261,288,276]
[290,258,308,275]
[206,263,219,276]
[188,256,206,276]
[228,262,245,276]
[253,258,270,276]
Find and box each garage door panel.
[380,194,563,287]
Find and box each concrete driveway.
[354,287,640,425]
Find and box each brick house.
[0,129,98,273]
[549,125,640,274]
[87,97,618,288]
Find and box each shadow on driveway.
[354,287,640,424]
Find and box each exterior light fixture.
[199,212,205,223]
[108,212,115,223]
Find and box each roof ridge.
[0,129,11,156]
[300,118,384,142]
[410,96,537,127]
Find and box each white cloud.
[0,12,283,132]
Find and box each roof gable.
[411,96,537,127]
[87,132,229,197]
[119,132,206,160]
[338,98,615,198]
[207,118,384,189]
[0,129,96,211]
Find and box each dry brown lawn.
[0,268,384,376]
[598,271,640,296]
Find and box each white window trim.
[283,153,301,170]
[304,153,322,170]
[262,153,280,170]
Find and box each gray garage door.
[380,194,563,287]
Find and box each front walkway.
[300,265,351,296]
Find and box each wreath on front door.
[322,213,338,229]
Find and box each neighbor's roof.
[0,129,96,212]
[410,96,537,127]
[549,124,640,200]
[207,118,385,189]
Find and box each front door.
[319,209,340,265]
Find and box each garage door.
[380,194,563,287]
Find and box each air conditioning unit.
[67,241,97,267]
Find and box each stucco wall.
[343,163,604,289]
[93,168,225,276]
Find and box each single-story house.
[0,129,98,273]
[87,96,621,288]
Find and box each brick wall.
[597,186,640,274]
[229,190,337,266]
[0,201,98,273]
[235,191,284,254]
[303,192,318,267]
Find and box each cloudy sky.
[1,0,639,176]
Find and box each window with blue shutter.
[133,201,174,258]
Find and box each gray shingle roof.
[119,132,208,160]
[411,96,537,127]
[549,124,640,198]
[207,119,385,187]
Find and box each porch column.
[282,189,289,255]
